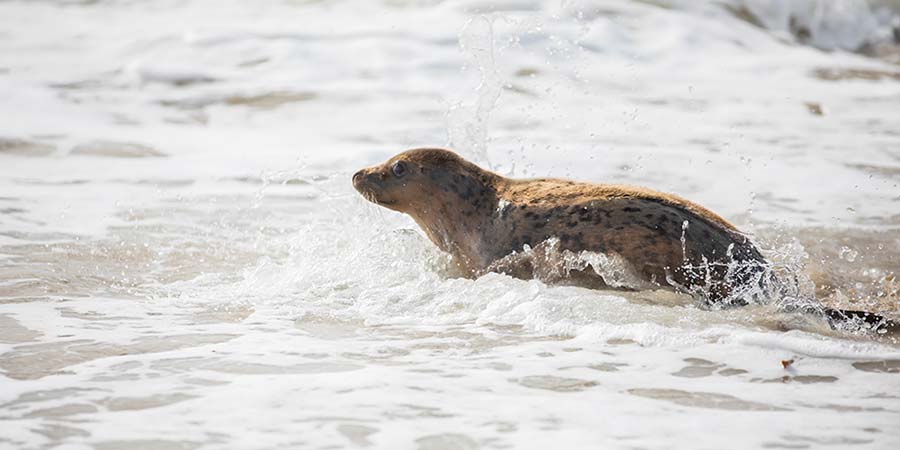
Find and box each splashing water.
[448,15,504,167]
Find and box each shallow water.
[1,0,900,449]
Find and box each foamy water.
[1,0,900,449]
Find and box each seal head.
[353,149,501,272]
[352,149,489,212]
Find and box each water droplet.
[839,246,858,263]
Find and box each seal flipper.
[782,303,900,334]
[823,308,900,334]
[702,251,899,335]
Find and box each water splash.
[484,237,654,290]
[447,15,503,168]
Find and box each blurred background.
[1,1,900,449]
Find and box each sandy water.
[1,0,900,449]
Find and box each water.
[1,0,900,449]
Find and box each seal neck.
[409,173,505,276]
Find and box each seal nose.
[352,169,365,186]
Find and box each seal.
[353,148,895,331]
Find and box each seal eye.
[391,161,407,178]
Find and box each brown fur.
[352,148,766,305]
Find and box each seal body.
[487,180,767,304]
[352,148,898,331]
[352,148,764,305]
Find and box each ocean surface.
[1,0,900,449]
